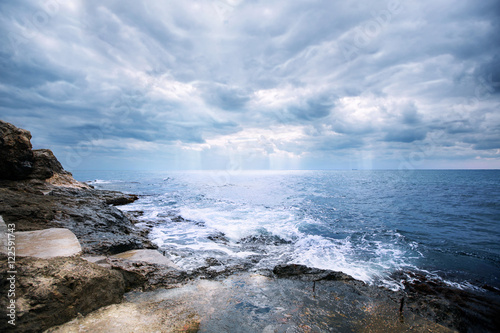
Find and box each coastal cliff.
[0,120,164,332]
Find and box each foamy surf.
[73,170,500,292]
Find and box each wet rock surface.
[48,273,456,333]
[273,264,356,282]
[393,271,500,332]
[0,181,156,254]
[0,255,126,333]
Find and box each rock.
[106,257,187,291]
[0,182,156,255]
[0,216,8,254]
[15,228,82,259]
[28,149,70,180]
[99,191,139,206]
[393,271,500,332]
[0,120,34,180]
[45,301,201,333]
[273,264,356,282]
[0,256,126,333]
[111,249,180,269]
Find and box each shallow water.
[48,273,454,333]
[73,170,500,290]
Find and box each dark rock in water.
[239,234,292,246]
[0,120,34,180]
[0,255,125,333]
[273,264,356,282]
[205,257,223,266]
[208,232,230,244]
[28,149,71,180]
[99,191,139,206]
[392,270,500,332]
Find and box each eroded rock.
[0,120,34,180]
[28,149,70,180]
[0,256,126,333]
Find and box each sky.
[1,0,499,171]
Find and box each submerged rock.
[273,264,356,282]
[0,256,125,333]
[393,271,500,332]
[46,273,455,333]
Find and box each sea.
[72,170,500,291]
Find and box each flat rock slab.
[111,249,179,269]
[15,228,82,258]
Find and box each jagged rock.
[273,264,356,282]
[106,257,187,291]
[392,271,500,332]
[0,256,126,333]
[0,182,155,254]
[28,149,71,180]
[0,120,34,180]
[99,191,139,206]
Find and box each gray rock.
[0,181,155,255]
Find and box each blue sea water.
[72,170,500,290]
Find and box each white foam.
[289,234,413,287]
[178,204,301,242]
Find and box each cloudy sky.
[1,0,499,170]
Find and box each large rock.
[0,120,34,180]
[15,228,82,258]
[0,256,126,333]
[28,149,71,180]
[0,183,154,254]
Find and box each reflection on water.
[49,273,454,333]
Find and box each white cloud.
[0,0,499,170]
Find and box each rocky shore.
[1,120,499,332]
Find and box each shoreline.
[1,120,500,332]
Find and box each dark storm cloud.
[0,0,499,169]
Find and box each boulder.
[0,120,34,180]
[28,149,71,180]
[15,228,82,259]
[0,256,126,333]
